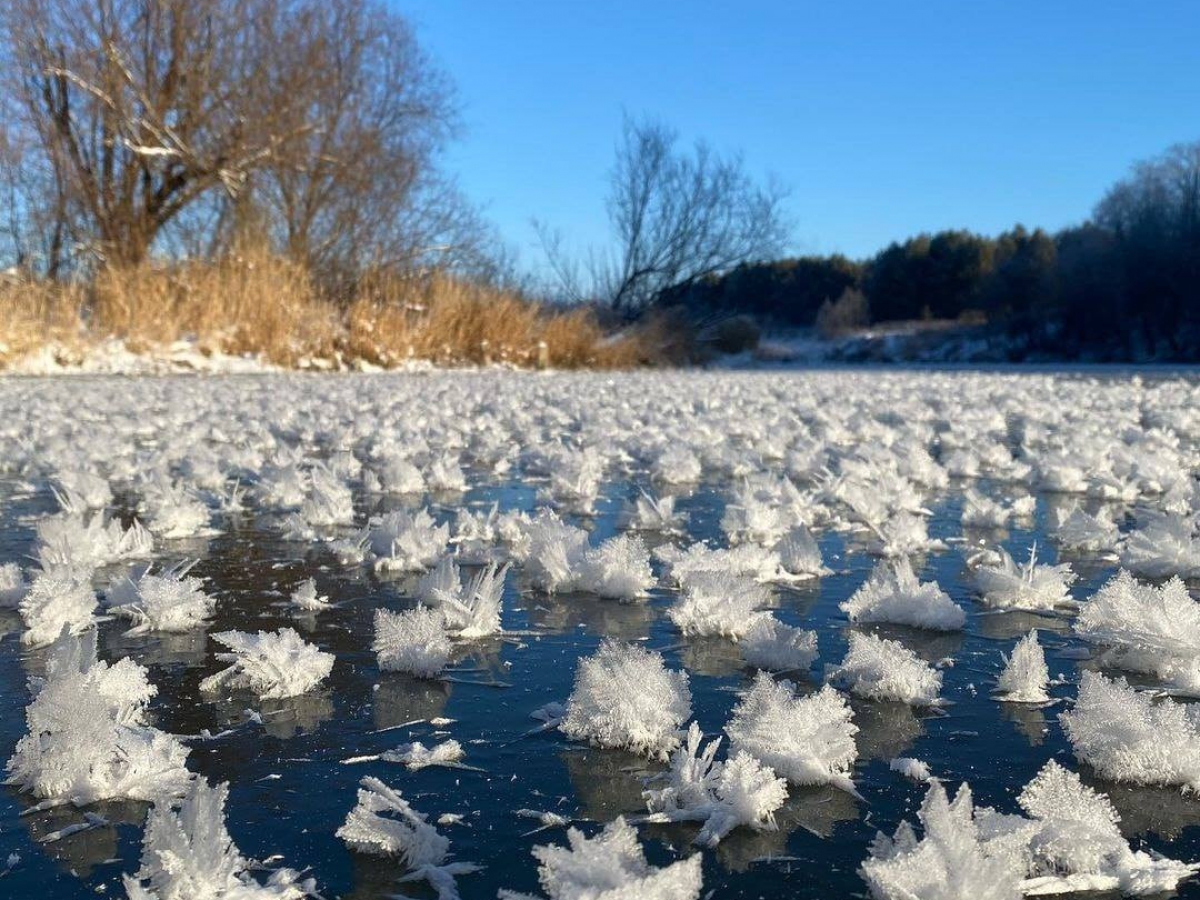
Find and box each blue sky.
[399,1,1199,267]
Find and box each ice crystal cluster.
[106,561,216,634]
[739,616,819,672]
[3,364,1200,898]
[840,558,965,631]
[995,630,1050,703]
[337,776,478,899]
[1060,672,1200,791]
[642,722,788,846]
[373,607,452,677]
[498,817,703,900]
[561,640,692,760]
[827,632,943,706]
[1074,570,1200,693]
[974,546,1076,612]
[725,672,859,794]
[123,779,316,900]
[861,762,1199,899]
[200,628,334,699]
[7,629,191,803]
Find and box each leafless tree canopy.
[543,116,790,314]
[0,0,490,281]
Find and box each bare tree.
[2,0,327,266]
[1,0,482,280]
[543,116,790,314]
[255,0,487,286]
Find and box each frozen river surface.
[2,368,1200,899]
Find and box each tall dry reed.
[0,250,676,369]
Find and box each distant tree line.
[661,141,1200,359]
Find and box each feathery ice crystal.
[841,558,965,631]
[1010,760,1199,895]
[561,640,692,761]
[7,629,190,803]
[776,525,830,578]
[370,509,449,572]
[1119,512,1200,579]
[289,577,331,612]
[0,561,26,607]
[642,722,788,847]
[1060,672,1200,791]
[106,561,216,634]
[419,557,509,638]
[580,534,655,601]
[864,763,1200,899]
[19,567,98,647]
[200,628,334,699]
[1074,570,1200,694]
[338,776,478,900]
[995,629,1050,703]
[726,672,859,794]
[827,632,943,706]
[624,491,686,533]
[1052,504,1120,553]
[497,816,703,900]
[373,606,451,677]
[740,616,819,672]
[668,571,771,640]
[123,778,316,900]
[974,545,1075,612]
[861,780,1021,900]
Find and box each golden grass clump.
[0,250,675,370]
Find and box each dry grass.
[0,250,678,370]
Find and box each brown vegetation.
[0,250,679,370]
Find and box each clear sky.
[398,0,1200,267]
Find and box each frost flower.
[827,632,942,706]
[373,607,451,677]
[498,817,703,900]
[841,558,965,631]
[974,545,1075,612]
[740,617,819,672]
[123,778,316,900]
[1060,672,1200,791]
[995,630,1050,703]
[338,776,478,900]
[200,628,334,700]
[561,640,692,761]
[643,722,787,846]
[7,629,191,803]
[106,561,216,634]
[726,672,859,795]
